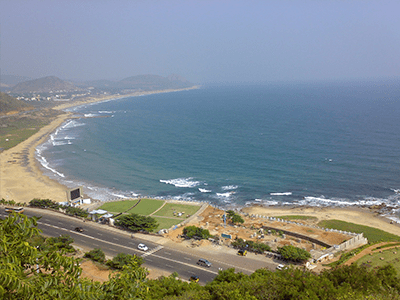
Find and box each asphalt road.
[1,207,278,284]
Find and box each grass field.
[275,215,318,221]
[317,220,400,243]
[357,247,400,274]
[152,203,201,219]
[126,199,164,216]
[98,200,139,213]
[98,199,202,231]
[153,217,183,231]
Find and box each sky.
[1,0,400,84]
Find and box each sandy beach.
[0,112,71,202]
[0,87,200,204]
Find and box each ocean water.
[37,81,400,211]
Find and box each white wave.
[216,191,235,198]
[222,185,238,190]
[254,199,263,202]
[110,193,130,199]
[84,113,98,118]
[270,192,292,196]
[98,111,114,114]
[199,188,212,193]
[160,177,200,188]
[391,189,400,194]
[36,153,65,178]
[62,120,85,129]
[52,141,70,146]
[64,136,75,140]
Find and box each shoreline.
[1,85,399,236]
[0,86,200,203]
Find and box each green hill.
[0,92,31,115]
[11,76,80,93]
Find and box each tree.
[0,213,100,299]
[106,253,144,270]
[231,214,244,225]
[182,225,211,239]
[84,248,106,263]
[115,213,158,232]
[277,245,311,262]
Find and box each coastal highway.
[1,207,277,284]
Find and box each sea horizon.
[36,80,400,218]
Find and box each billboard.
[67,187,83,201]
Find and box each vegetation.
[115,213,159,233]
[357,247,400,274]
[226,210,245,225]
[275,215,318,221]
[326,244,371,268]
[152,216,182,231]
[277,245,311,262]
[29,198,89,218]
[152,202,201,218]
[44,235,75,253]
[182,225,212,240]
[2,213,400,299]
[0,108,62,150]
[98,199,139,213]
[318,219,400,243]
[84,248,106,263]
[231,238,271,254]
[127,199,164,215]
[0,92,31,114]
[106,253,144,270]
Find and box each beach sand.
[0,87,200,204]
[0,112,71,203]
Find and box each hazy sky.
[1,0,399,84]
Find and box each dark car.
[197,258,212,267]
[238,249,247,256]
[189,275,199,283]
[74,227,84,232]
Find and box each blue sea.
[36,80,400,211]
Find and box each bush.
[84,248,105,263]
[29,198,60,209]
[65,206,89,218]
[183,225,211,240]
[231,238,271,254]
[44,235,75,253]
[106,253,144,269]
[278,245,311,262]
[115,213,159,232]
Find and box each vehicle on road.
[74,227,84,232]
[5,207,24,213]
[189,275,199,282]
[138,243,148,251]
[238,249,247,256]
[197,258,212,267]
[276,264,286,270]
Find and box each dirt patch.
[165,206,349,252]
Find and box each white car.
[138,243,148,251]
[276,264,285,270]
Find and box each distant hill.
[81,74,194,91]
[11,76,80,93]
[0,92,32,115]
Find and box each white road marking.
[36,221,221,274]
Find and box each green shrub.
[183,225,211,240]
[84,248,105,263]
[278,245,311,262]
[44,235,75,253]
[231,238,271,254]
[115,213,159,232]
[106,253,144,269]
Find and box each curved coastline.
[1,85,399,238]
